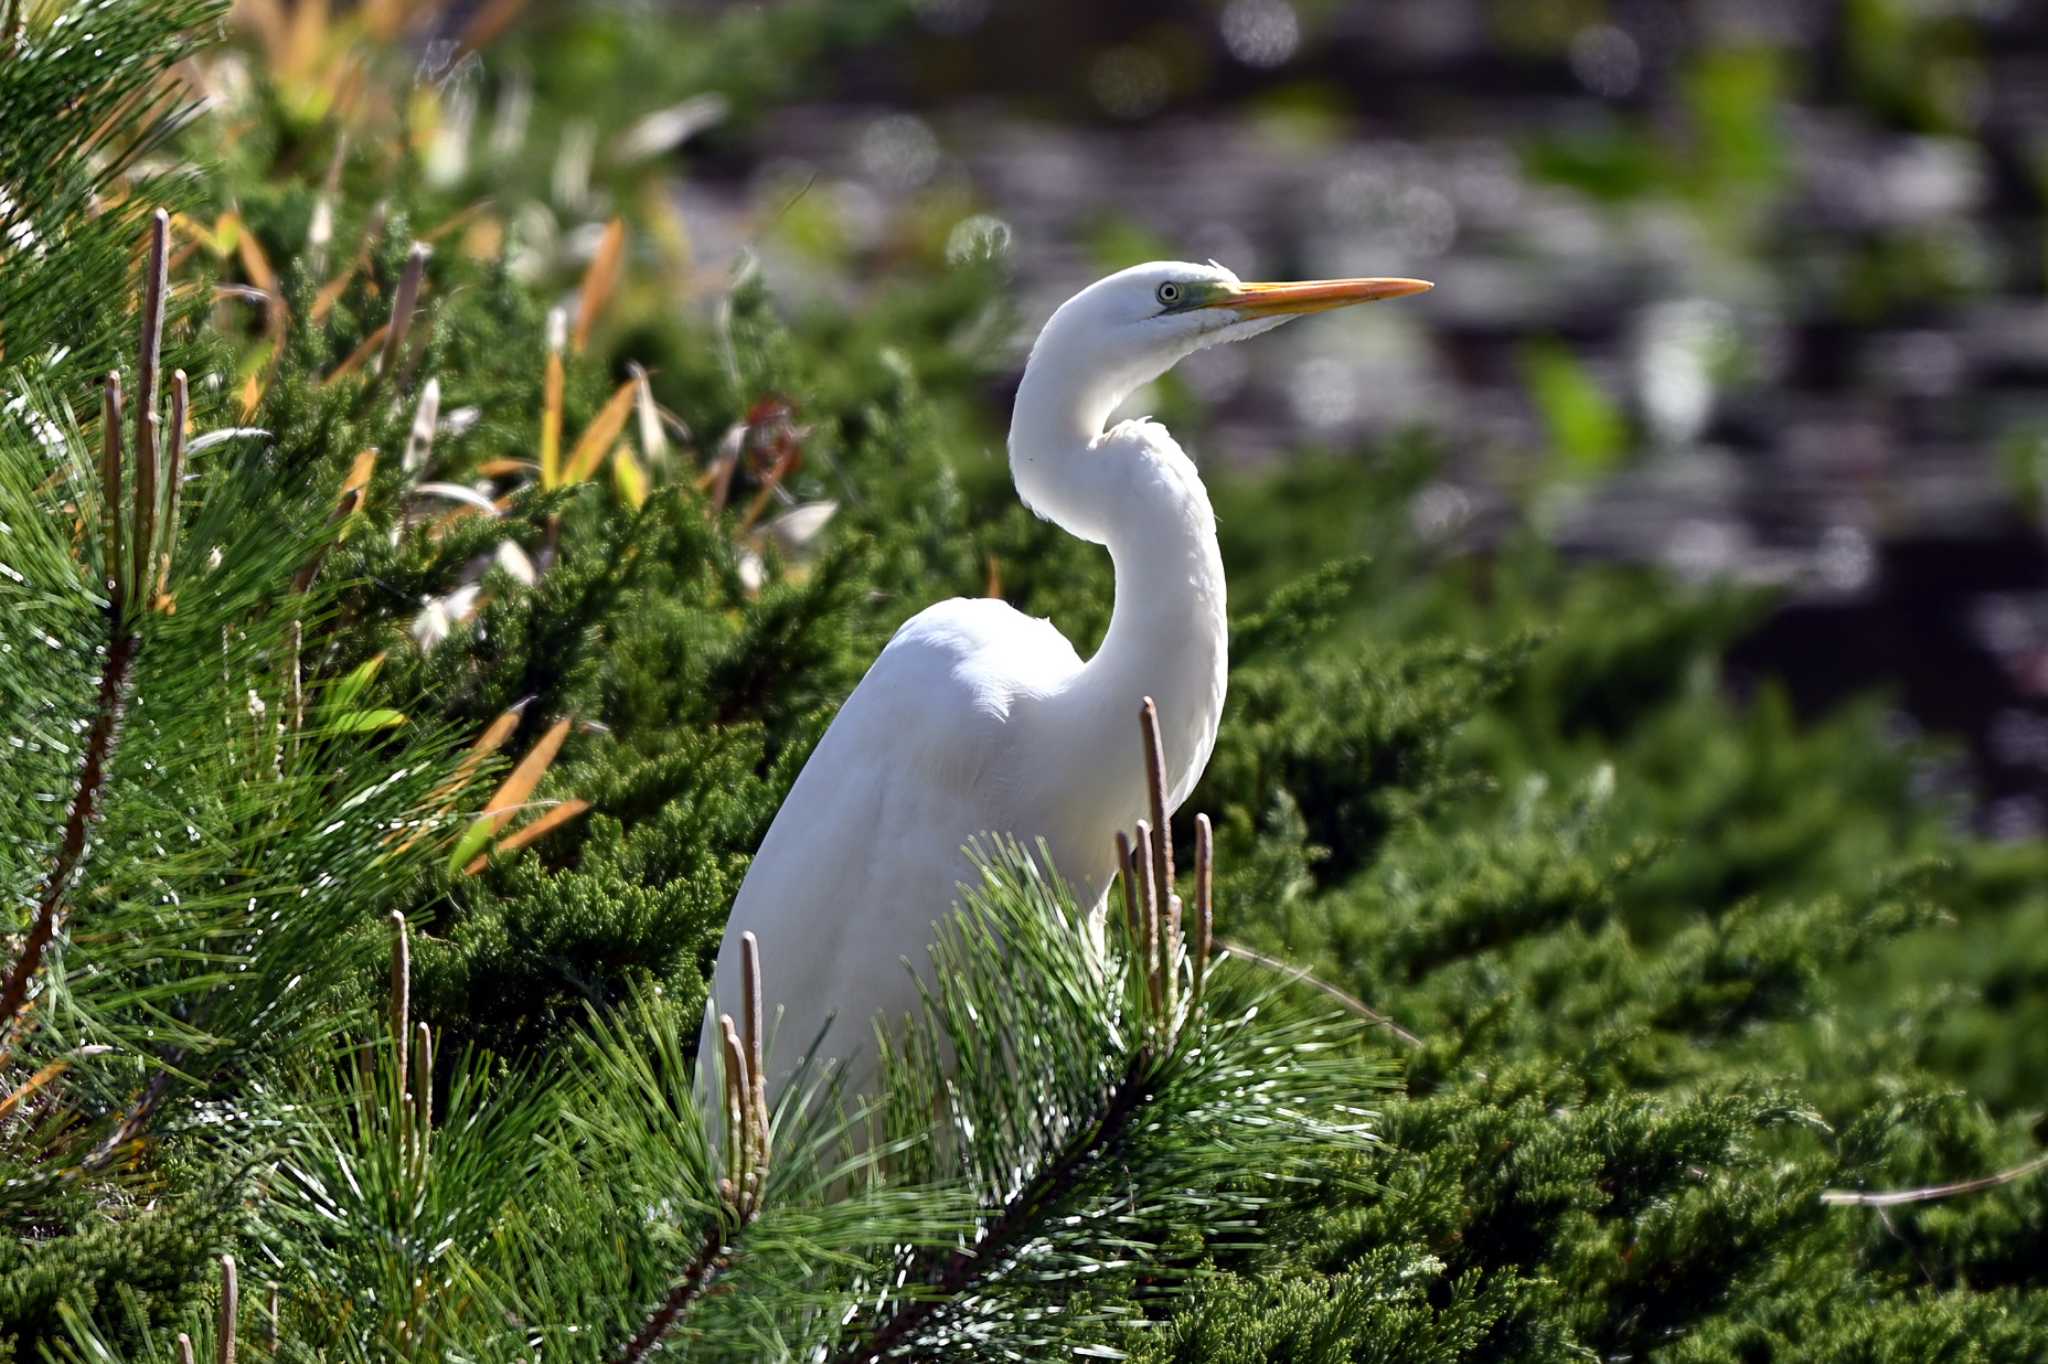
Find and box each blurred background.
[463,0,2048,832]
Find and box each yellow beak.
[1207,276,1434,316]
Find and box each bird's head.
[1019,260,1433,441]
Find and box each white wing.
[699,596,1083,1102]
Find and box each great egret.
[702,260,1431,1100]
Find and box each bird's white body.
[700,260,1428,1102]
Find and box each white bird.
[701,260,1431,1103]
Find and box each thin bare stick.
[1822,1152,2048,1208]
[1217,938,1424,1048]
[178,1334,196,1364]
[101,373,125,606]
[217,1254,239,1364]
[1191,813,1214,1017]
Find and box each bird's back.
[700,596,1083,1102]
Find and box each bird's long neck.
[1009,362,1229,849]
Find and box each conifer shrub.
[2,1,2043,1359]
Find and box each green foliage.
[7,1,2047,1360]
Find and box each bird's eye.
[1156,282,1182,306]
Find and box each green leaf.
[326,707,407,734]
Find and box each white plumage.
[700,260,1431,1102]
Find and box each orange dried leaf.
[562,379,636,484]
[0,1059,68,1123]
[236,227,279,300]
[340,447,377,502]
[463,798,591,874]
[572,218,625,354]
[477,716,571,836]
[324,323,391,386]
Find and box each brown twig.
[1821,1152,2048,1208]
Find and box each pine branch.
[0,588,137,1041]
[3,209,186,1087]
[609,1225,732,1364]
[825,1048,1158,1364]
[610,933,773,1361]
